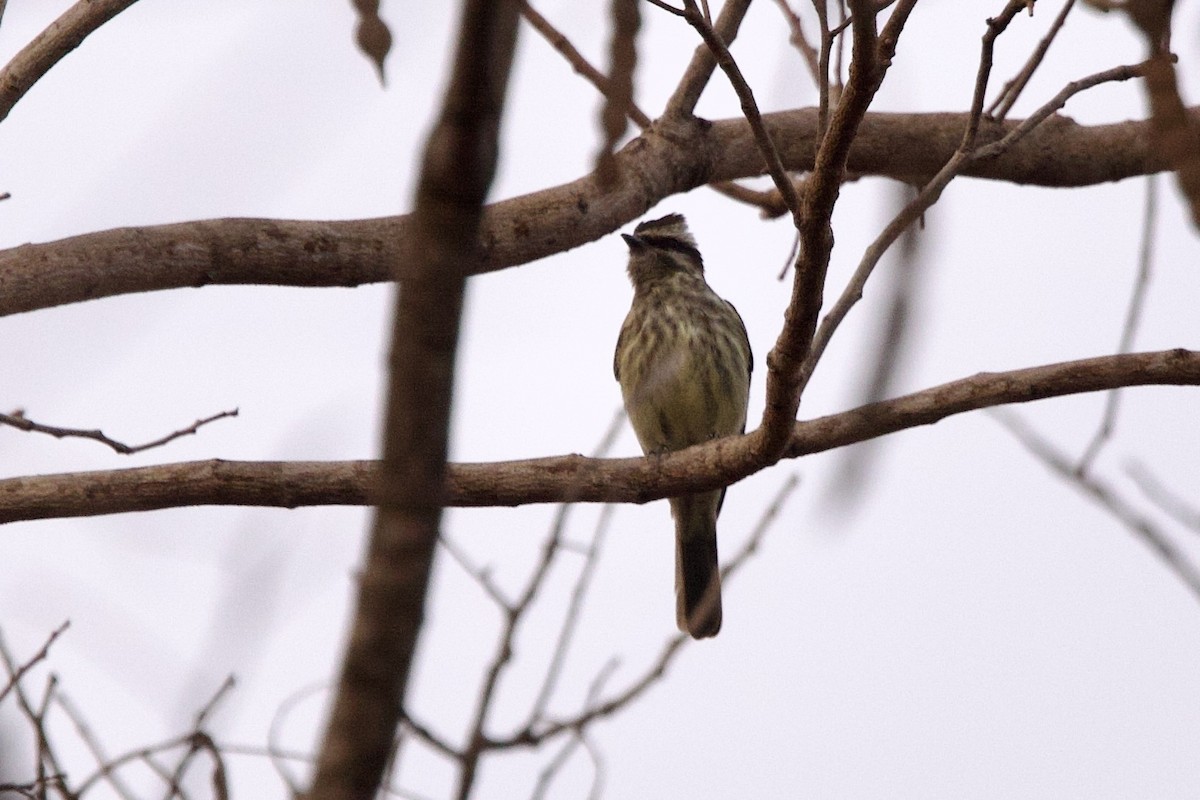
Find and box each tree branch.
[0,408,238,455]
[1,350,1195,523]
[0,107,1186,318]
[0,0,142,124]
[664,0,753,117]
[307,1,521,798]
[758,0,916,457]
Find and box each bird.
[613,213,753,638]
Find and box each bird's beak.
[621,233,644,252]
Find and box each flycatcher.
[613,213,752,638]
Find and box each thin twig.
[1125,460,1200,534]
[439,531,512,606]
[771,0,822,84]
[801,59,1151,388]
[972,61,1150,161]
[454,412,626,797]
[494,472,800,750]
[519,0,651,127]
[0,408,238,455]
[158,677,236,800]
[1077,174,1157,473]
[0,621,68,705]
[73,735,192,797]
[679,0,803,219]
[518,0,777,213]
[529,661,616,800]
[55,691,141,800]
[265,681,325,795]
[995,411,1200,604]
[988,0,1078,121]
[664,0,753,117]
[814,0,832,137]
[398,710,459,761]
[759,0,916,455]
[527,502,617,724]
[0,634,75,800]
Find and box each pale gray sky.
[2,2,1199,798]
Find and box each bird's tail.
[671,491,723,638]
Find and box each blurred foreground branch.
[307,1,521,798]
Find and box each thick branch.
[1,350,1195,523]
[307,1,520,798]
[0,108,1185,318]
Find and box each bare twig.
[0,621,68,705]
[995,411,1200,603]
[527,503,617,724]
[0,408,238,455]
[55,690,140,800]
[972,61,1150,161]
[66,678,236,799]
[0,629,75,799]
[711,178,800,217]
[518,0,777,213]
[988,0,1078,121]
[0,0,142,124]
[814,0,833,136]
[454,411,625,798]
[1126,460,1200,533]
[518,0,652,127]
[397,710,459,761]
[678,0,802,218]
[759,0,918,457]
[158,677,236,800]
[439,532,512,605]
[265,681,325,795]
[801,59,1151,388]
[664,0,753,117]
[528,660,616,800]
[964,0,1034,150]
[770,0,822,83]
[1077,175,1157,472]
[496,472,799,750]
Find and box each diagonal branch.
[996,410,1200,604]
[0,350,1195,523]
[799,57,1151,393]
[0,0,142,124]
[677,0,801,217]
[664,0,754,118]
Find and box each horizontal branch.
[1,349,1195,524]
[0,108,1188,317]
